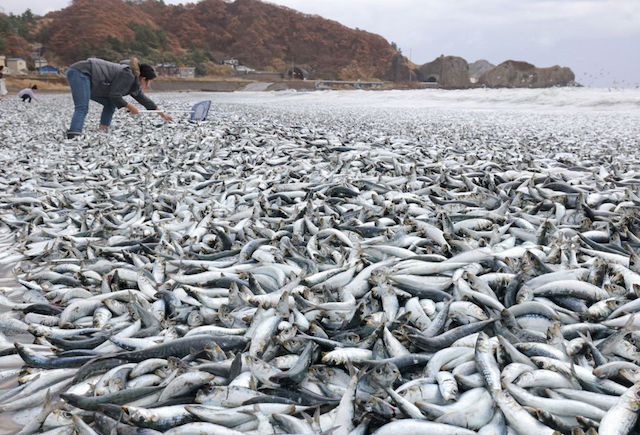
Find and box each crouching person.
[18,85,39,103]
[65,57,172,139]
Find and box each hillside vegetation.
[1,0,574,86]
[1,0,412,80]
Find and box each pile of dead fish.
[2,95,640,435]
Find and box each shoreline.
[3,75,597,94]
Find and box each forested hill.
[1,0,414,80]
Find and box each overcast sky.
[2,0,638,87]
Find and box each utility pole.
[409,49,412,82]
[37,46,42,74]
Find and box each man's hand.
[159,112,173,122]
[126,104,139,115]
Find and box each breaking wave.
[200,87,640,112]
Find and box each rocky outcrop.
[5,1,576,85]
[384,53,418,82]
[478,60,575,88]
[418,56,470,88]
[469,59,494,80]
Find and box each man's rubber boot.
[66,131,82,140]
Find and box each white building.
[7,58,28,73]
[221,58,239,67]
[235,65,255,74]
[31,54,48,70]
[179,66,196,78]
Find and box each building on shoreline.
[36,65,60,74]
[220,58,239,67]
[179,66,196,78]
[155,63,196,78]
[7,58,28,73]
[156,63,179,77]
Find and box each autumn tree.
[40,0,401,80]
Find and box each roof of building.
[7,57,25,61]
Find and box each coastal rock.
[418,55,470,88]
[469,59,495,80]
[384,53,418,82]
[478,60,575,88]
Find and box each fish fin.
[229,351,243,380]
[623,313,638,333]
[300,411,313,425]
[312,407,321,431]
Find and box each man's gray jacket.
[71,57,157,110]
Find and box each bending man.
[66,57,172,139]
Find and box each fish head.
[546,323,564,345]
[277,324,297,343]
[364,396,398,419]
[121,406,145,425]
[364,313,384,330]
[204,342,226,361]
[195,385,227,404]
[620,368,640,383]
[629,249,640,274]
[154,364,173,378]
[282,336,306,353]
[308,365,331,381]
[27,323,47,337]
[369,269,389,286]
[515,285,533,304]
[187,310,204,327]
[604,281,627,296]
[606,299,626,310]
[339,333,361,345]
[627,391,640,413]
[45,408,74,427]
[369,362,400,388]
